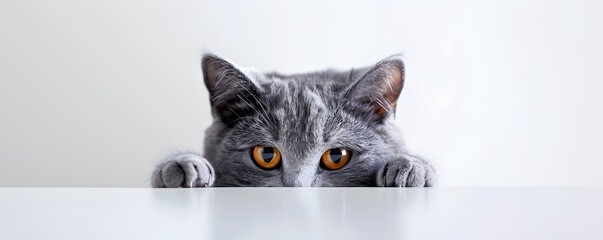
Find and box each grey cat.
[152,54,435,187]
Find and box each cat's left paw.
[376,156,435,187]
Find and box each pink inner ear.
[374,65,404,117]
[205,61,221,89]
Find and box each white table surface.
[1,188,602,240]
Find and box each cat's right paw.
[151,153,215,188]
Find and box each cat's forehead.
[255,71,351,99]
[259,77,339,110]
[247,72,347,154]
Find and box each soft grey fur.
[152,54,435,187]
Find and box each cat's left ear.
[345,55,405,121]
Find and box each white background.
[1,0,602,187]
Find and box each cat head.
[202,54,405,186]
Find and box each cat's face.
[202,55,406,187]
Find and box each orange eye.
[252,146,281,170]
[321,148,351,170]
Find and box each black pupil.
[261,147,275,163]
[330,148,343,164]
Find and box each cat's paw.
[151,153,215,188]
[376,155,435,187]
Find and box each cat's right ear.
[202,54,262,121]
